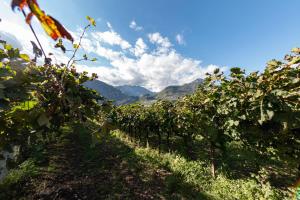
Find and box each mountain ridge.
[116,85,154,97]
[155,78,203,101]
[84,78,203,105]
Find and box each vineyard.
[110,57,300,198]
[0,1,300,199]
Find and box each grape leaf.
[30,41,42,57]
[19,54,30,62]
[86,16,96,27]
[11,0,74,42]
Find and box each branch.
[21,10,48,60]
[67,24,90,68]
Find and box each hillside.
[116,85,154,97]
[83,80,138,105]
[84,79,203,105]
[156,78,203,101]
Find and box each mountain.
[116,85,154,97]
[83,80,138,105]
[156,78,203,101]
[84,78,203,105]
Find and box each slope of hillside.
[116,85,154,97]
[83,79,203,105]
[83,80,137,105]
[156,79,203,101]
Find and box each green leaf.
[228,120,239,127]
[239,115,246,120]
[37,113,50,127]
[4,44,12,51]
[213,68,220,74]
[230,67,243,75]
[83,54,88,60]
[267,60,281,67]
[54,39,66,53]
[289,56,300,65]
[73,43,80,49]
[19,54,31,62]
[86,16,96,27]
[0,89,5,99]
[291,47,300,54]
[266,110,274,120]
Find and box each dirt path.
[22,132,170,200]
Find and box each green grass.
[0,159,40,199]
[112,130,294,200]
[1,159,39,185]
[90,130,209,199]
[0,124,295,199]
[11,101,38,111]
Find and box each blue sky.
[1,0,300,91]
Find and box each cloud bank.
[77,26,221,92]
[0,1,223,92]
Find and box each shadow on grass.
[219,142,299,189]
[2,124,209,200]
[84,132,210,200]
[119,130,299,190]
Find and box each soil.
[21,132,171,200]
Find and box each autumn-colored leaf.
[48,15,74,42]
[11,0,27,10]
[11,0,74,42]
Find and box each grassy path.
[14,127,205,200]
[0,126,294,199]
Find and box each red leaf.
[49,16,74,42]
[11,0,74,43]
[11,0,27,10]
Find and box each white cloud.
[176,34,186,45]
[107,22,113,30]
[91,25,131,50]
[148,32,172,48]
[94,43,123,61]
[0,1,224,92]
[131,38,148,57]
[70,29,96,53]
[148,32,173,55]
[129,20,143,31]
[79,31,222,92]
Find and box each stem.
[60,25,90,94]
[167,130,170,150]
[210,142,216,178]
[146,127,149,148]
[67,25,90,68]
[21,10,47,59]
[158,131,161,153]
